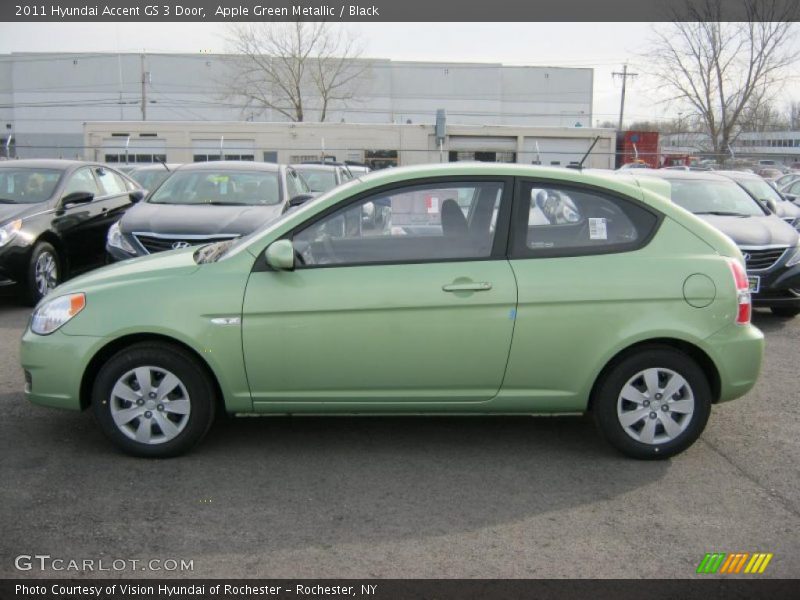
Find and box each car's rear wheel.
[593,347,712,460]
[770,305,800,318]
[25,242,60,305]
[91,343,216,457]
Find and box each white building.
[83,121,617,170]
[0,52,594,159]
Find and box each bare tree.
[226,22,370,122]
[647,0,798,158]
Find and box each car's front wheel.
[25,242,60,305]
[91,343,217,457]
[593,347,712,460]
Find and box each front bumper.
[750,262,800,308]
[20,328,105,410]
[0,240,34,286]
[703,323,764,403]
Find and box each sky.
[1,22,798,126]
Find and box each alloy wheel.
[34,251,58,296]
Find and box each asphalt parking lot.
[0,293,798,579]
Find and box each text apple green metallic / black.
[20,163,765,458]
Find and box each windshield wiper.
[693,211,751,217]
[0,198,17,204]
[208,201,250,206]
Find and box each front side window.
[285,169,309,198]
[512,182,657,258]
[62,167,100,198]
[293,181,506,266]
[294,168,338,193]
[148,170,282,206]
[94,167,127,196]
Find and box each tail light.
[728,259,751,325]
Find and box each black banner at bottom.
[1,579,799,600]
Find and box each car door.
[51,166,105,272]
[503,179,662,411]
[241,177,517,407]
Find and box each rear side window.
[511,181,659,258]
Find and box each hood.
[696,214,799,247]
[0,202,47,224]
[119,202,283,236]
[51,246,199,298]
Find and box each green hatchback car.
[20,164,764,459]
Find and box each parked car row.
[0,159,368,302]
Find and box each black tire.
[770,306,800,318]
[592,347,712,460]
[25,241,60,306]
[91,342,217,458]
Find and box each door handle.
[442,282,492,292]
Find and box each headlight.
[107,221,136,254]
[30,293,86,335]
[786,245,800,268]
[0,219,22,247]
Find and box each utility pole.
[140,53,149,121]
[612,63,638,131]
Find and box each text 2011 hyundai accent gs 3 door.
[20,164,764,459]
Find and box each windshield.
[130,168,171,192]
[0,167,61,204]
[149,170,282,206]
[738,178,784,204]
[665,178,766,217]
[294,168,337,192]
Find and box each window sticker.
[589,218,608,240]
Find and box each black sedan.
[0,159,143,304]
[106,161,313,261]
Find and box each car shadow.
[1,395,670,564]
[752,309,794,333]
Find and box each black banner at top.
[2,0,799,22]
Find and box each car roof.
[126,163,182,172]
[0,158,103,170]
[173,161,283,173]
[290,164,340,172]
[617,168,733,182]
[712,170,762,181]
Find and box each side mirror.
[760,198,778,214]
[61,191,94,207]
[288,193,314,208]
[129,189,146,203]
[264,239,295,271]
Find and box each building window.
[104,153,166,164]
[364,150,398,170]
